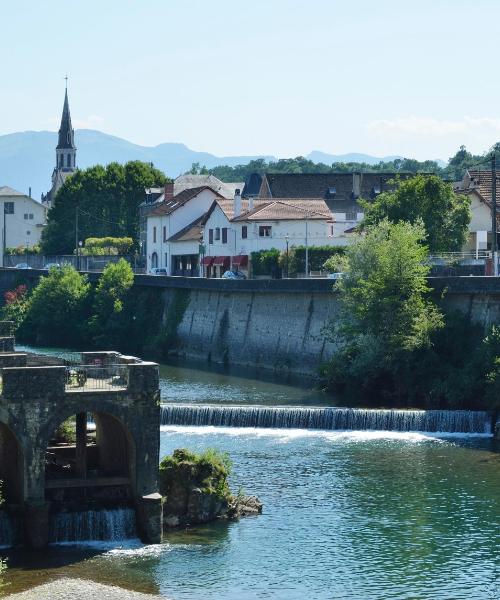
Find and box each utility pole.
[75,206,79,271]
[2,204,5,268]
[492,154,498,276]
[305,218,309,278]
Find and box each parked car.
[327,272,345,280]
[222,270,247,280]
[149,267,168,276]
[14,263,31,269]
[44,262,61,270]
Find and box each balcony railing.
[65,365,129,392]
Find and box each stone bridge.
[0,327,161,547]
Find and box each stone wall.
[5,269,500,375]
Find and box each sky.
[1,0,500,162]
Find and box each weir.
[49,507,137,543]
[160,404,493,434]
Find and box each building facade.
[0,187,46,265]
[201,192,331,277]
[146,186,224,274]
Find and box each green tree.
[361,174,471,252]
[89,259,134,346]
[20,265,91,345]
[323,221,444,402]
[41,161,168,254]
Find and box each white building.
[146,185,225,274]
[454,170,498,253]
[0,187,46,265]
[201,191,332,277]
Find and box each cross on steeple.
[64,75,68,90]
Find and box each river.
[2,349,500,599]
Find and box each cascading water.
[160,404,492,434]
[49,507,137,543]
[0,511,14,548]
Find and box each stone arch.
[0,422,24,503]
[43,405,137,503]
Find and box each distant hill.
[0,129,425,200]
[306,150,403,165]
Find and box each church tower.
[42,84,77,207]
[55,86,76,173]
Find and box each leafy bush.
[81,237,134,256]
[159,448,233,501]
[89,259,134,346]
[5,244,41,256]
[53,417,76,444]
[283,245,345,274]
[251,249,281,277]
[19,265,91,346]
[1,286,29,332]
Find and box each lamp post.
[285,235,289,278]
[78,240,83,271]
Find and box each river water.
[3,350,500,598]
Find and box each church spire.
[56,86,76,150]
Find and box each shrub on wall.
[283,245,346,275]
[80,237,134,256]
[250,249,281,277]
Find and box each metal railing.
[65,365,129,392]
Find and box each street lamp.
[78,240,83,271]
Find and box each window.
[242,226,247,239]
[67,154,71,168]
[4,202,14,215]
[29,213,33,220]
[151,252,158,268]
[222,228,227,244]
[24,214,28,220]
[59,154,64,167]
[259,225,272,237]
[209,229,214,244]
[215,228,220,241]
[346,211,357,221]
[165,253,168,269]
[163,226,167,242]
[153,226,157,243]
[329,224,334,237]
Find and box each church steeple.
[55,83,76,171]
[56,87,76,150]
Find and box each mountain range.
[0,129,408,200]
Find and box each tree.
[41,161,168,255]
[323,221,444,402]
[89,259,134,346]
[20,265,91,345]
[361,174,471,252]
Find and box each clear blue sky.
[1,0,500,161]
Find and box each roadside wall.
[4,269,500,375]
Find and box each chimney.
[164,182,174,201]
[248,196,254,211]
[28,187,32,198]
[234,188,242,218]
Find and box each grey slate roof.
[167,214,204,242]
[260,172,412,213]
[0,186,25,196]
[56,88,76,150]
[173,174,243,199]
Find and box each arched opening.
[0,423,24,504]
[67,153,71,168]
[45,411,136,504]
[151,252,158,269]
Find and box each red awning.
[232,255,248,267]
[201,256,214,266]
[213,256,230,267]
